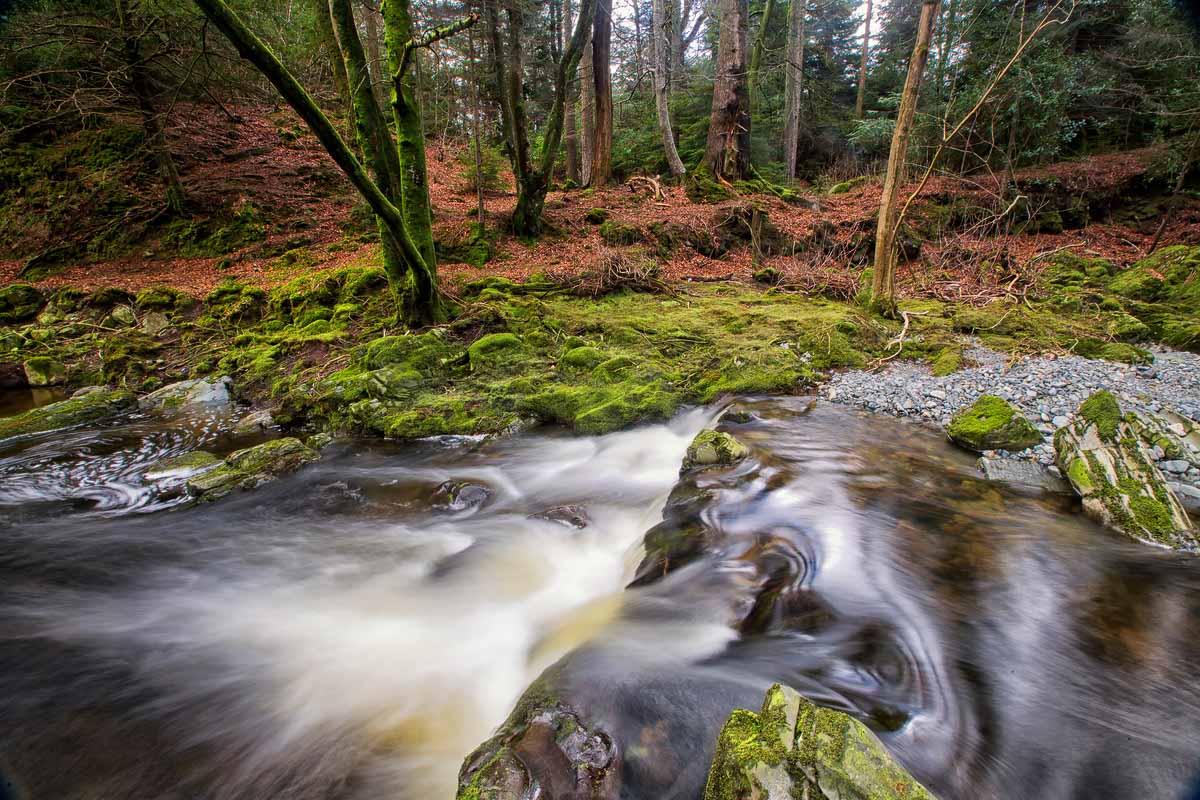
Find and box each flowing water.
[2,395,1199,800]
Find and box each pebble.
[822,344,1200,494]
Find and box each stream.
[2,394,1200,800]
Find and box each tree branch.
[396,13,479,80]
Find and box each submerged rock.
[0,389,135,440]
[139,377,232,411]
[145,451,221,480]
[1054,391,1195,548]
[432,480,492,513]
[682,430,750,472]
[947,395,1042,452]
[530,504,590,529]
[704,684,936,800]
[977,457,1071,494]
[186,438,320,501]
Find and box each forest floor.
[1,102,1196,301]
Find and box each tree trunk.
[855,0,871,119]
[704,0,750,180]
[782,0,806,179]
[310,0,351,107]
[192,0,442,326]
[870,0,938,317]
[935,0,957,100]
[115,0,185,215]
[591,0,614,186]
[747,0,776,115]
[489,0,595,234]
[563,0,580,183]
[652,0,686,176]
[580,32,596,185]
[361,0,390,113]
[468,27,486,223]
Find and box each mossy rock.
[467,332,524,371]
[599,220,643,246]
[22,357,67,387]
[463,276,519,298]
[1110,246,1200,306]
[703,684,937,800]
[1072,339,1150,365]
[0,389,136,440]
[930,347,963,377]
[827,176,870,195]
[682,430,749,471]
[135,286,190,313]
[685,163,736,203]
[0,283,44,325]
[1055,392,1195,548]
[584,208,610,224]
[206,281,267,322]
[558,345,607,372]
[947,395,1042,452]
[145,450,221,479]
[85,287,134,311]
[186,437,321,501]
[435,223,493,267]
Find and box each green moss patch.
[948,395,1042,452]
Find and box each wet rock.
[432,480,492,513]
[947,395,1042,452]
[0,389,136,440]
[1054,391,1195,548]
[307,432,335,450]
[139,377,232,411]
[531,505,590,529]
[233,408,274,435]
[145,451,221,480]
[23,357,66,387]
[977,457,1071,494]
[104,305,137,328]
[704,684,937,800]
[682,430,749,472]
[186,438,321,501]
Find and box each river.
[1,393,1198,799]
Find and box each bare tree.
[580,25,596,185]
[747,0,777,114]
[563,0,580,183]
[783,0,807,179]
[652,0,686,176]
[703,0,751,180]
[870,0,939,316]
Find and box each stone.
[433,480,492,513]
[139,377,232,411]
[977,457,1072,494]
[947,395,1042,452]
[145,451,221,480]
[23,357,66,387]
[106,305,136,327]
[307,433,335,450]
[186,438,321,501]
[682,430,750,472]
[1054,391,1195,549]
[140,311,171,337]
[0,283,44,325]
[0,389,136,440]
[233,408,274,435]
[1161,460,1190,474]
[530,505,590,529]
[703,684,938,800]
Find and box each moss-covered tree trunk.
[703,0,751,181]
[192,0,444,327]
[782,0,806,179]
[309,0,351,110]
[870,0,938,317]
[747,0,775,115]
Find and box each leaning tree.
[192,0,474,326]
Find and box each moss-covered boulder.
[0,388,136,440]
[186,437,320,501]
[598,220,643,246]
[682,430,750,471]
[23,357,66,387]
[139,377,232,411]
[144,450,221,480]
[0,283,44,325]
[584,207,609,224]
[467,332,524,371]
[947,395,1042,452]
[1054,391,1195,549]
[704,684,937,800]
[827,176,869,195]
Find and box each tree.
[590,0,614,185]
[703,0,751,180]
[192,0,473,325]
[747,0,777,115]
[782,0,807,178]
[652,0,686,175]
[855,0,872,118]
[487,0,595,234]
[870,0,938,316]
[563,0,580,183]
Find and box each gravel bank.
[822,344,1200,502]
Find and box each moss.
[559,345,607,372]
[22,356,67,386]
[0,283,44,324]
[584,208,610,224]
[436,223,494,267]
[467,333,524,371]
[1073,339,1150,364]
[0,389,136,440]
[683,430,749,470]
[135,286,190,313]
[187,437,320,501]
[206,281,267,322]
[1067,456,1094,492]
[598,220,643,246]
[685,162,736,203]
[931,347,963,377]
[948,395,1042,452]
[827,176,869,195]
[1079,390,1122,441]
